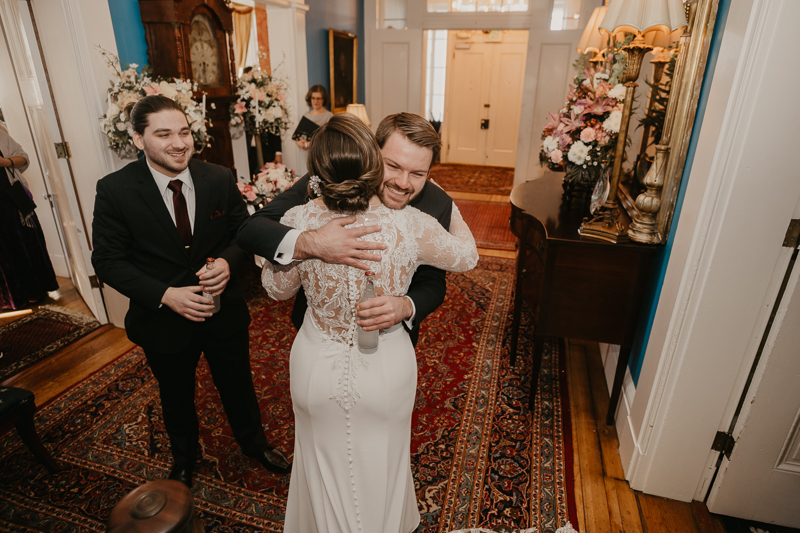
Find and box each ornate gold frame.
[623,0,721,244]
[329,29,358,114]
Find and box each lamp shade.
[345,104,371,127]
[645,26,683,49]
[577,6,607,54]
[600,0,687,37]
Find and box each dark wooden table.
[509,172,658,423]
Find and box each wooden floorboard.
[579,340,626,481]
[567,338,612,533]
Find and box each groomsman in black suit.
[238,112,452,344]
[91,95,290,488]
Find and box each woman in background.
[294,84,333,151]
[0,125,58,309]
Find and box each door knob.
[480,119,489,129]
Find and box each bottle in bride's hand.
[202,257,221,314]
[357,272,379,350]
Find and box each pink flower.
[580,128,596,143]
[237,183,258,202]
[143,83,163,96]
[549,149,563,164]
[234,101,247,114]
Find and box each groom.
[91,95,290,488]
[238,112,452,344]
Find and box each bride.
[262,113,478,533]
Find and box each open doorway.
[423,29,528,168]
[0,1,107,323]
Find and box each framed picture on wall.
[329,29,357,113]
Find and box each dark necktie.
[167,179,192,247]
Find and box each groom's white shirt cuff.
[404,296,416,329]
[274,229,301,265]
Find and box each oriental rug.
[0,305,100,383]
[0,258,575,533]
[454,199,516,251]
[430,163,515,195]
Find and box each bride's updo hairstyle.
[306,113,383,213]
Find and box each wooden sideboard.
[509,172,659,423]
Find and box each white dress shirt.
[147,161,196,232]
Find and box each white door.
[367,27,424,125]
[445,41,491,165]
[705,234,800,526]
[444,32,527,168]
[0,0,108,322]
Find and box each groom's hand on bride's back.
[294,215,387,270]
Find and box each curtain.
[232,4,253,74]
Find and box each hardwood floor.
[567,338,731,533]
[2,277,735,531]
[0,276,134,405]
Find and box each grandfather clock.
[138,0,236,169]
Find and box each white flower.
[116,121,127,131]
[568,141,591,165]
[542,136,558,154]
[592,72,609,88]
[106,102,120,119]
[159,81,178,98]
[608,83,626,100]
[603,110,622,133]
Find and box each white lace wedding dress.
[262,198,478,533]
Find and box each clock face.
[189,14,221,87]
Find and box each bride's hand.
[294,215,386,270]
[356,295,413,331]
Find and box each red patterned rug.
[431,163,515,195]
[0,305,100,382]
[455,199,517,251]
[0,259,574,532]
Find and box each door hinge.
[783,219,800,248]
[54,142,72,159]
[711,431,736,460]
[89,275,103,289]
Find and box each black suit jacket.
[92,158,251,353]
[237,174,453,345]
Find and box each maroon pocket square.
[210,209,225,219]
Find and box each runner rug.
[454,198,517,251]
[0,305,100,383]
[430,163,515,195]
[0,258,575,532]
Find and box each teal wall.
[106,0,149,70]
[304,0,366,107]
[629,0,733,383]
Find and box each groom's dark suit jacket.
[237,174,453,346]
[92,158,251,353]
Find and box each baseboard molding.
[599,342,639,478]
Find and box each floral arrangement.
[229,67,291,138]
[540,43,630,188]
[237,162,297,208]
[99,49,211,159]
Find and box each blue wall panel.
[305,0,366,106]
[107,0,149,71]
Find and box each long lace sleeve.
[261,205,304,300]
[408,204,478,273]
